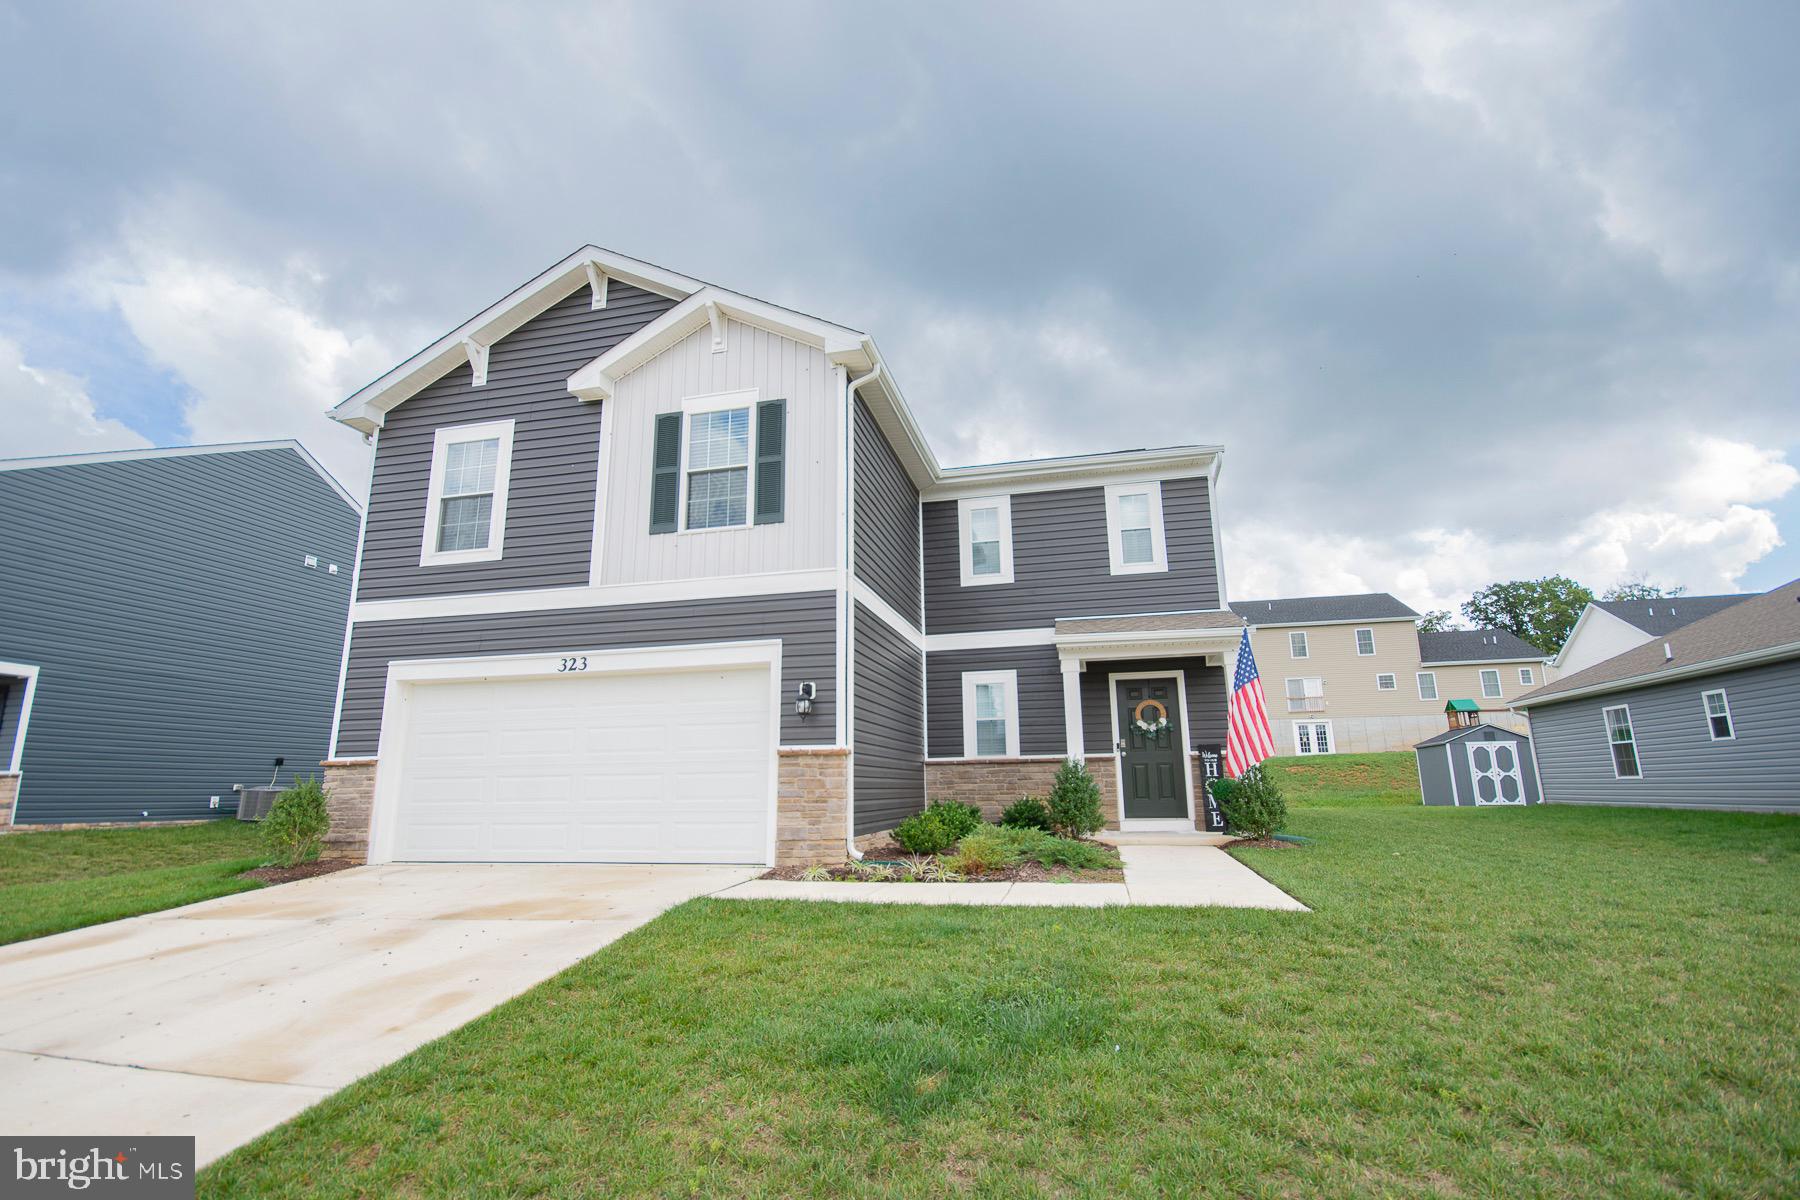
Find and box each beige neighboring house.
[1230,594,1556,755]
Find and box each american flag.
[1224,627,1276,776]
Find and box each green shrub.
[945,826,1020,875]
[262,777,330,867]
[998,795,1052,831]
[945,826,1122,874]
[894,801,982,853]
[1046,759,1104,838]
[1219,765,1287,840]
[1207,775,1241,809]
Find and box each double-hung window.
[1104,481,1167,574]
[1376,673,1397,690]
[1519,667,1536,686]
[1702,690,1734,740]
[1604,705,1641,778]
[961,670,1020,757]
[1289,631,1309,658]
[1417,672,1438,700]
[685,406,751,529]
[421,419,515,566]
[1286,677,1325,713]
[1354,628,1376,656]
[1480,669,1503,698]
[958,496,1014,586]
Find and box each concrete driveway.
[0,862,760,1165]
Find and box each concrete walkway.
[714,843,1307,911]
[0,862,760,1166]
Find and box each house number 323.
[557,656,589,673]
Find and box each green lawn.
[0,820,267,945]
[201,768,1798,1199]
[1263,750,1421,807]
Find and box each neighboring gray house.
[319,246,1240,868]
[1514,578,1800,813]
[0,442,360,825]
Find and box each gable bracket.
[461,337,490,387]
[584,261,609,309]
[706,300,726,354]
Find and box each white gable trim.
[330,246,707,433]
[566,287,872,403]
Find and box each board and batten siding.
[922,476,1220,634]
[851,602,925,833]
[335,592,837,757]
[0,448,358,822]
[598,317,837,585]
[852,397,921,626]
[1527,658,1800,812]
[925,646,1065,758]
[1079,657,1226,757]
[356,282,676,601]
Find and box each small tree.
[1046,759,1104,838]
[263,776,330,867]
[1219,765,1287,840]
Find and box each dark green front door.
[1116,677,1187,819]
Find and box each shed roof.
[1445,699,1482,712]
[1414,724,1526,749]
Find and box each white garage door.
[389,664,771,864]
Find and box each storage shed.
[1415,724,1541,806]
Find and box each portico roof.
[1054,610,1244,663]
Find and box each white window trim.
[1292,719,1334,756]
[677,387,760,535]
[1103,480,1168,576]
[420,418,515,566]
[1376,673,1397,690]
[1701,689,1734,741]
[1284,676,1325,713]
[1479,668,1503,699]
[1518,667,1536,685]
[1417,672,1438,701]
[1603,704,1642,779]
[1289,630,1309,659]
[957,495,1014,587]
[1354,627,1376,656]
[961,669,1021,758]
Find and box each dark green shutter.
[754,398,786,525]
[649,411,682,534]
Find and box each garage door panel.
[389,664,772,864]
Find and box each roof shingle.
[1229,593,1419,625]
[1417,628,1546,663]
[1590,594,1748,636]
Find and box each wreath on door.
[1132,698,1170,737]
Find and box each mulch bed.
[238,859,358,885]
[760,839,1124,884]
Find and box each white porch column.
[1060,656,1086,761]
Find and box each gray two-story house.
[0,442,360,825]
[321,246,1240,867]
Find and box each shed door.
[1467,740,1525,805]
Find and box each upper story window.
[1289,631,1309,658]
[1355,628,1376,656]
[962,670,1020,757]
[957,495,1014,587]
[420,418,515,566]
[686,406,751,529]
[1604,705,1641,778]
[648,389,786,536]
[1702,689,1734,740]
[1479,669,1503,698]
[1286,676,1325,712]
[1104,481,1167,575]
[1376,673,1397,690]
[1519,667,1536,686]
[1417,672,1438,700]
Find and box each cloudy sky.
[3,1,1795,611]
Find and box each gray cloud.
[1,0,1795,602]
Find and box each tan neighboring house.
[1230,594,1555,755]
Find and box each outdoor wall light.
[795,682,817,716]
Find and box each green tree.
[1602,578,1686,602]
[1460,576,1594,653]
[1416,610,1457,632]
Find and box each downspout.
[842,362,885,860]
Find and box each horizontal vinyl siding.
[852,603,924,833]
[356,282,675,600]
[922,476,1220,633]
[336,591,836,756]
[1528,659,1800,811]
[1080,657,1227,757]
[852,397,921,626]
[925,646,1064,758]
[0,450,358,822]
